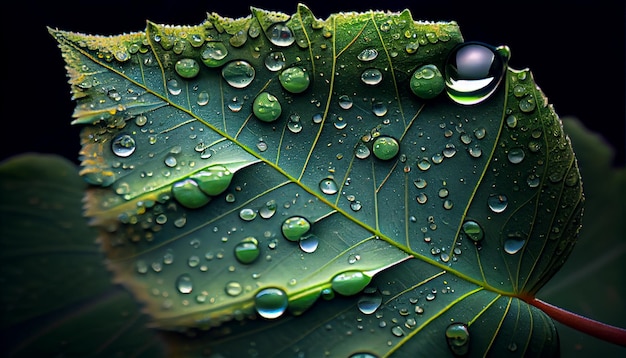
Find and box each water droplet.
[350,200,362,211]
[175,58,200,78]
[445,42,509,105]
[338,95,353,109]
[227,96,244,112]
[443,143,457,158]
[176,273,193,294]
[253,92,282,122]
[222,60,255,88]
[445,322,470,356]
[357,288,382,314]
[417,157,431,171]
[259,200,277,219]
[350,353,378,358]
[506,114,517,128]
[281,216,311,242]
[239,208,257,221]
[234,237,260,264]
[410,64,444,99]
[372,136,399,160]
[488,194,508,213]
[331,271,371,296]
[527,174,540,188]
[371,101,388,117]
[312,113,323,124]
[391,326,405,337]
[519,95,536,112]
[225,281,243,296]
[355,142,371,159]
[507,147,525,164]
[361,68,383,85]
[299,234,319,253]
[279,67,310,93]
[504,234,526,254]
[462,220,484,242]
[416,192,428,204]
[191,165,233,196]
[196,91,209,106]
[255,287,288,319]
[201,42,229,67]
[268,23,295,47]
[468,145,482,158]
[319,178,339,195]
[264,51,286,71]
[172,179,211,209]
[167,79,182,95]
[357,48,378,62]
[111,133,136,157]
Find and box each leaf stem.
[527,297,626,347]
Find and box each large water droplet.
[357,288,382,314]
[488,194,508,213]
[176,273,193,294]
[234,237,260,264]
[222,60,255,88]
[331,271,371,296]
[111,133,136,157]
[264,51,286,71]
[504,234,526,254]
[279,67,310,93]
[201,42,229,67]
[253,92,282,122]
[338,94,353,109]
[172,179,211,209]
[361,68,383,85]
[445,42,509,105]
[319,178,339,195]
[281,216,311,241]
[446,322,470,356]
[357,48,378,62]
[175,58,200,79]
[372,136,399,160]
[299,234,319,253]
[355,143,371,159]
[410,64,445,99]
[255,287,288,319]
[462,220,484,242]
[268,23,295,47]
[191,165,233,196]
[507,147,525,164]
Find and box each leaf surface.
[48,4,583,356]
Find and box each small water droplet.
[279,67,310,93]
[255,287,288,319]
[371,101,388,117]
[488,194,508,213]
[239,208,257,221]
[222,60,255,88]
[225,281,243,296]
[319,178,339,195]
[253,92,282,122]
[417,157,431,171]
[299,234,319,253]
[287,113,303,133]
[357,48,378,62]
[338,95,353,109]
[176,273,193,294]
[196,91,210,106]
[446,322,470,356]
[519,95,536,112]
[167,79,182,95]
[357,288,382,314]
[355,142,371,159]
[391,326,405,337]
[506,114,518,128]
[259,199,277,219]
[111,133,136,157]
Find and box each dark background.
[2,0,624,167]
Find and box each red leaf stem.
[527,297,626,347]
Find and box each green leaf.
[48,4,584,356]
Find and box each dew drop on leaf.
[338,94,353,109]
[221,60,255,88]
[503,233,526,255]
[253,92,282,122]
[172,179,211,209]
[299,234,319,253]
[191,165,233,196]
[234,237,260,264]
[268,23,295,47]
[175,58,200,78]
[201,42,229,67]
[264,51,286,71]
[225,281,243,296]
[357,287,382,314]
[255,287,288,319]
[279,67,310,93]
[111,133,136,157]
[462,220,484,242]
[361,68,383,85]
[507,147,525,164]
[372,136,399,160]
[487,194,508,213]
[175,273,193,294]
[445,322,470,356]
[410,64,444,99]
[331,271,371,296]
[357,48,378,62]
[319,178,339,195]
[444,42,509,105]
[259,199,277,219]
[281,216,311,242]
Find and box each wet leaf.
[48,4,584,356]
